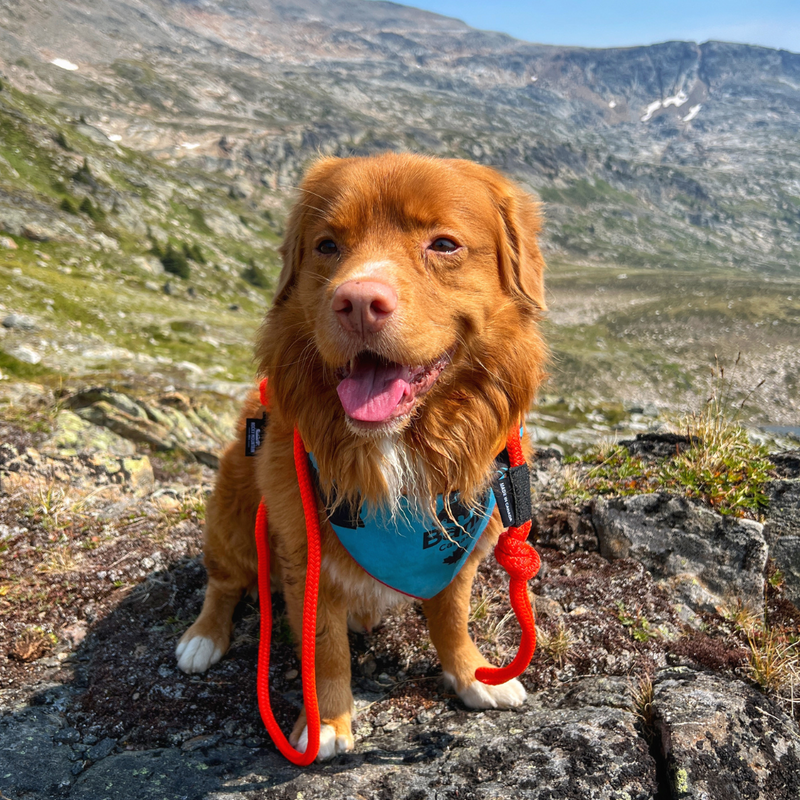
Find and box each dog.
[175,152,547,760]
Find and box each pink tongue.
[337,359,412,422]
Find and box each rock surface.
[0,406,797,799]
[654,669,800,799]
[593,493,768,614]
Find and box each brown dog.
[176,153,547,760]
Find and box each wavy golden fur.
[176,153,548,760]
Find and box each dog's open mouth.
[335,350,452,424]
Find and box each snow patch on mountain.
[682,104,702,122]
[51,59,78,71]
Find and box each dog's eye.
[317,239,338,255]
[429,238,459,253]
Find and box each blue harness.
[308,443,518,600]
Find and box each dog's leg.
[176,456,259,674]
[423,556,527,710]
[176,578,244,673]
[282,575,355,761]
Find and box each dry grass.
[10,626,57,662]
[36,542,78,574]
[719,598,763,635]
[630,673,656,739]
[537,620,574,667]
[746,627,800,697]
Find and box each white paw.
[175,635,222,674]
[444,672,527,709]
[294,724,353,761]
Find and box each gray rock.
[0,708,75,798]
[763,479,800,544]
[620,432,698,460]
[770,450,800,479]
[86,737,117,762]
[54,726,82,744]
[6,345,42,365]
[69,745,260,800]
[2,313,36,331]
[772,537,800,606]
[654,669,800,799]
[593,493,768,613]
[0,235,17,249]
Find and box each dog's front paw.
[291,723,354,761]
[175,633,223,674]
[444,672,527,709]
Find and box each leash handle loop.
[475,425,540,685]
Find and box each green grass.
[560,360,774,517]
[0,350,59,380]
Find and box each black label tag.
[245,413,268,457]
[509,464,532,526]
[491,452,531,528]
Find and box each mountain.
[0,0,799,425]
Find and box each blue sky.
[402,0,800,52]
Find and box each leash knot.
[494,526,540,582]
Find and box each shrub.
[161,244,191,279]
[60,196,79,214]
[183,241,206,264]
[55,131,71,150]
[72,158,97,187]
[241,261,270,288]
[79,196,106,222]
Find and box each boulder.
[21,223,55,242]
[0,235,17,249]
[7,345,42,364]
[763,480,800,544]
[772,537,800,606]
[41,410,137,458]
[620,432,699,460]
[654,669,800,799]
[2,313,37,331]
[593,493,768,614]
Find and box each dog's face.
[259,153,547,500]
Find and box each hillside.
[1,0,799,426]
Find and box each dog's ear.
[274,157,342,306]
[274,198,304,306]
[494,179,547,313]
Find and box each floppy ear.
[274,157,342,306]
[274,196,305,306]
[495,182,547,312]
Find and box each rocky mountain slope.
[1,0,799,423]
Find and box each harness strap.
[254,377,540,764]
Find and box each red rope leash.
[254,377,539,762]
[255,383,321,765]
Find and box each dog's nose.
[332,280,397,335]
